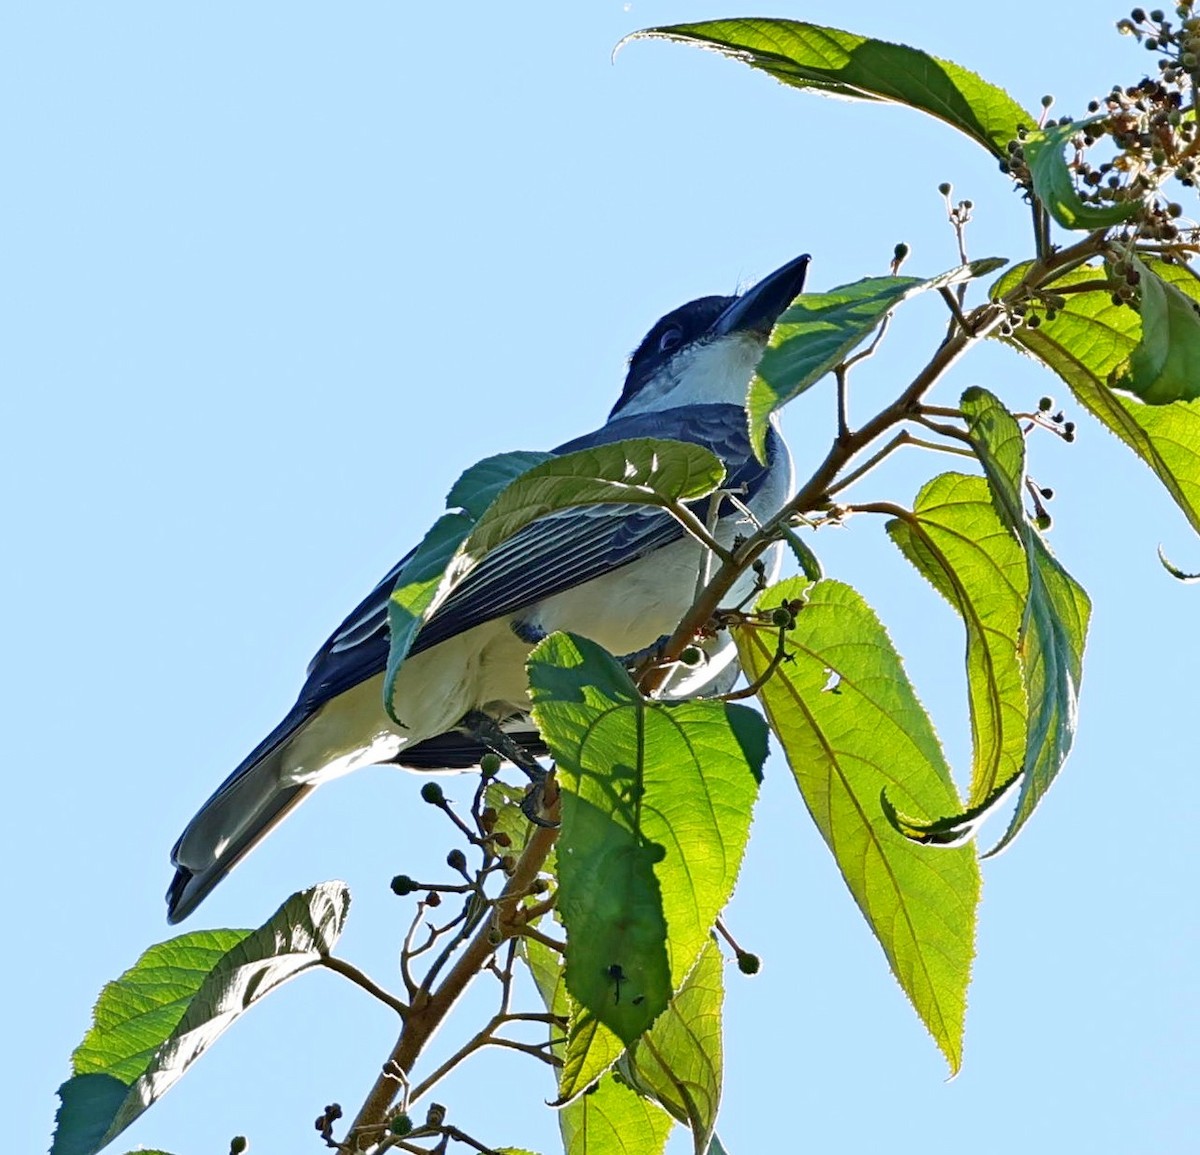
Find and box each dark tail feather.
[167,709,315,924]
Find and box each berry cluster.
[1002,5,1199,249]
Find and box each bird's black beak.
[714,252,811,338]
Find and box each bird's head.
[609,252,810,419]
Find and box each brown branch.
[321,956,409,1016]
[349,817,560,1140]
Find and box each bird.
[167,252,811,923]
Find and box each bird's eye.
[658,327,683,353]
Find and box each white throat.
[615,332,766,418]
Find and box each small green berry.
[389,1113,414,1137]
[1038,396,1055,412]
[479,752,502,777]
[229,1138,249,1155]
[938,181,952,196]
[737,952,762,975]
[679,645,703,666]
[446,848,467,872]
[421,781,445,805]
[771,606,795,628]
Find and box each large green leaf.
[1022,119,1139,231]
[524,938,675,1155]
[560,1076,675,1155]
[1114,258,1200,403]
[53,884,349,1155]
[628,19,1033,158]
[961,388,1091,852]
[886,473,1029,813]
[733,579,980,1072]
[617,938,724,1155]
[386,439,725,719]
[748,260,1006,459]
[528,633,765,1045]
[989,260,1200,535]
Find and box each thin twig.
[843,312,893,373]
[938,286,974,334]
[322,956,409,1017]
[835,365,850,442]
[349,820,560,1135]
[512,923,567,952]
[712,621,790,702]
[911,414,974,443]
[665,500,735,563]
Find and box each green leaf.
[618,938,724,1155]
[52,884,349,1155]
[886,473,1029,814]
[1114,259,1200,403]
[466,438,725,557]
[525,934,677,1155]
[386,451,550,713]
[733,579,980,1072]
[779,523,823,582]
[1023,119,1140,231]
[560,1075,675,1155]
[558,1011,628,1106]
[386,440,725,718]
[989,259,1200,536]
[747,261,1006,458]
[528,633,765,1045]
[627,19,1033,158]
[961,388,1091,853]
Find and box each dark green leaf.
[386,441,725,718]
[733,579,979,1072]
[618,939,724,1155]
[961,389,1091,853]
[780,524,823,582]
[626,19,1033,158]
[528,633,764,1045]
[1114,259,1200,403]
[1023,119,1139,231]
[748,261,1006,457]
[886,473,1028,812]
[989,260,1200,536]
[52,884,349,1155]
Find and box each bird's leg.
[460,710,557,828]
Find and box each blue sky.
[5,3,1196,1153]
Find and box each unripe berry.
[421,781,445,805]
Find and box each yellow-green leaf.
[734,579,979,1072]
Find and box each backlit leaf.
[734,579,979,1071]
[627,19,1032,158]
[528,633,764,1045]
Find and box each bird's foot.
[461,710,560,828]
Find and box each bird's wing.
[299,403,773,708]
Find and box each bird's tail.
[166,712,314,924]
